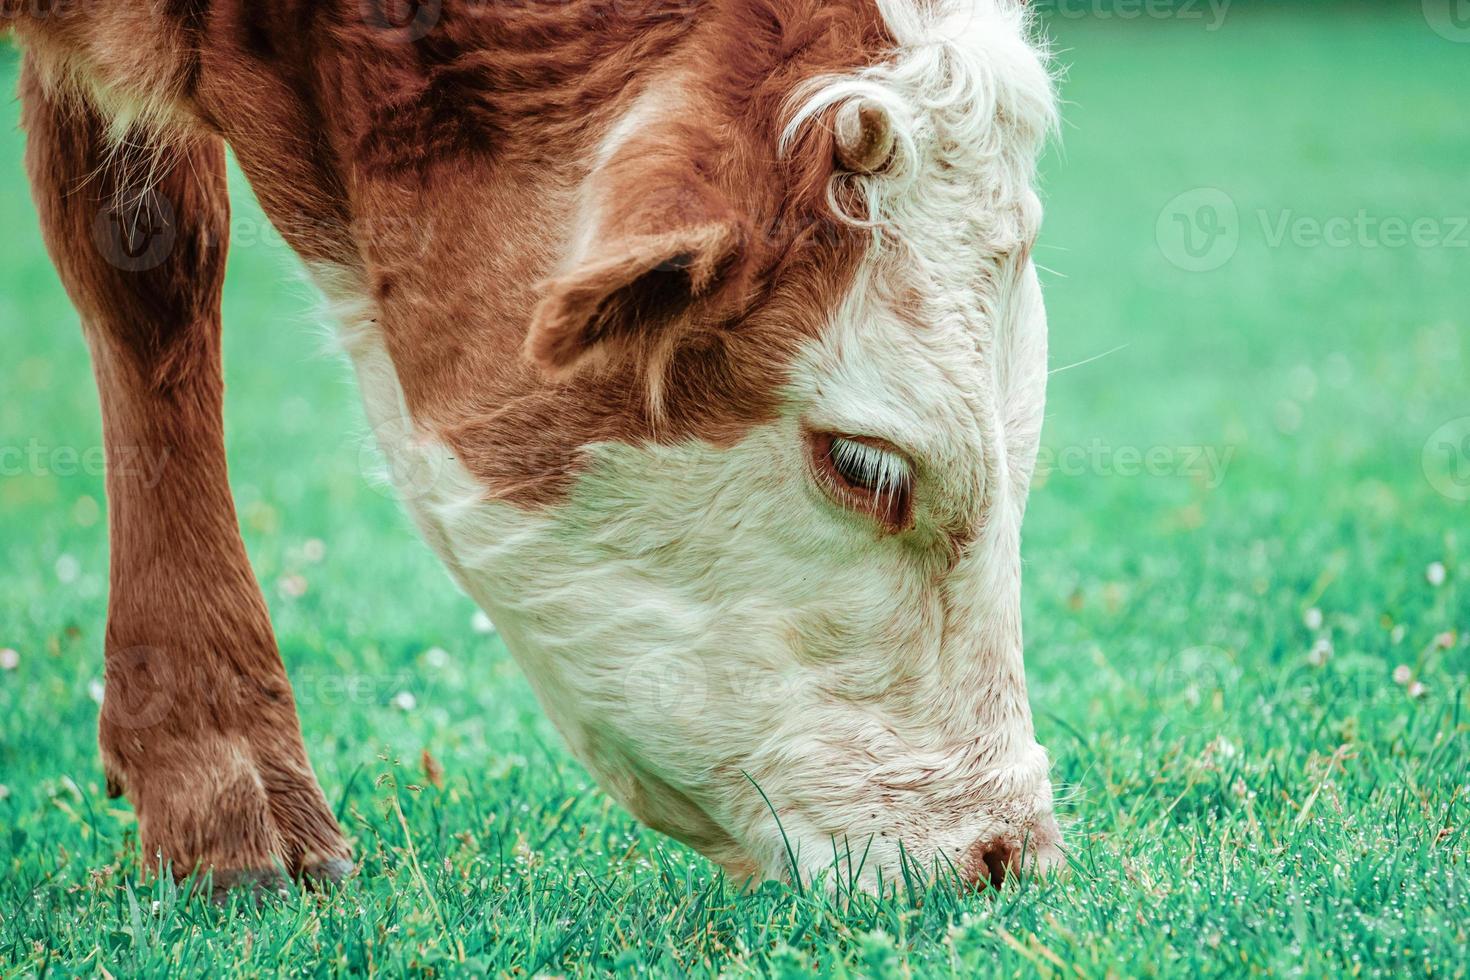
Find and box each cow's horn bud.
[834,99,895,175]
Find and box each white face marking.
[318,278,1058,888]
[318,0,1062,888]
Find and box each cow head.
[302,0,1060,889]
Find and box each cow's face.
[326,0,1059,889]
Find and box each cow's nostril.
[983,846,1010,888]
[962,837,1019,891]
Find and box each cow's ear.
[526,169,749,379]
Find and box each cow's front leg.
[20,62,351,896]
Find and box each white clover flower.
[1207,735,1238,760]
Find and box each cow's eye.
[808,431,915,533]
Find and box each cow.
[4,0,1063,895]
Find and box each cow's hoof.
[301,855,355,887]
[206,866,292,905]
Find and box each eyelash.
[809,432,915,533]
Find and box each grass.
[1,5,1467,976]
